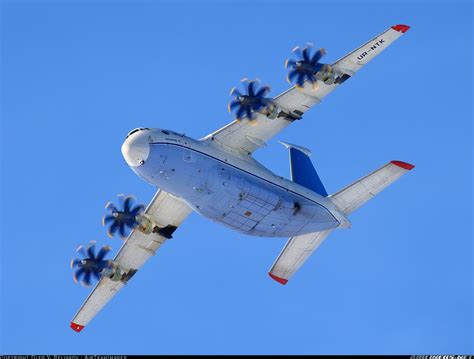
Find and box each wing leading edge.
[204,24,410,155]
[70,190,192,332]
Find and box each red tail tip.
[269,273,288,285]
[391,160,415,170]
[391,24,410,33]
[70,322,85,332]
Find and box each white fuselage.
[121,128,349,238]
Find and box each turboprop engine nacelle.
[315,64,339,85]
[262,103,281,120]
[136,213,155,234]
[100,261,124,282]
[136,213,177,239]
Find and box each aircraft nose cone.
[121,130,150,167]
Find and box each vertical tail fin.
[279,141,328,197]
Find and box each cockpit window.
[161,130,170,135]
[126,128,150,139]
[126,128,141,138]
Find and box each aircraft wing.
[70,190,192,332]
[203,24,410,154]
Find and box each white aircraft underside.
[124,130,345,237]
[70,24,413,333]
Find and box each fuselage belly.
[126,129,343,238]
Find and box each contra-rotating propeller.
[228,79,274,121]
[285,43,333,89]
[102,194,145,239]
[71,241,112,287]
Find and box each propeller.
[71,241,112,287]
[285,43,332,89]
[228,78,274,121]
[102,194,145,239]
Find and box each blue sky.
[1,0,472,354]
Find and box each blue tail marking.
[281,142,328,197]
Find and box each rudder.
[279,141,328,197]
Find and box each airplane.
[70,24,413,332]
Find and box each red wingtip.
[391,160,415,170]
[391,24,410,33]
[70,322,85,332]
[269,273,288,285]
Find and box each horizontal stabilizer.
[330,160,414,215]
[268,160,414,285]
[279,141,328,196]
[269,230,333,284]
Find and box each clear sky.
[1,0,472,355]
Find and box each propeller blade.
[73,267,85,283]
[105,202,117,212]
[87,242,96,259]
[119,223,127,239]
[82,271,92,287]
[75,245,87,258]
[302,46,311,61]
[131,204,145,215]
[102,215,115,226]
[291,46,300,53]
[107,221,118,238]
[255,86,270,98]
[297,73,305,87]
[230,87,242,97]
[285,59,296,69]
[123,196,134,213]
[228,100,241,112]
[288,69,299,81]
[246,107,253,120]
[99,259,112,270]
[235,106,246,120]
[247,81,256,96]
[311,48,326,63]
[96,245,111,260]
[70,258,81,268]
[308,72,318,85]
[92,269,102,281]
